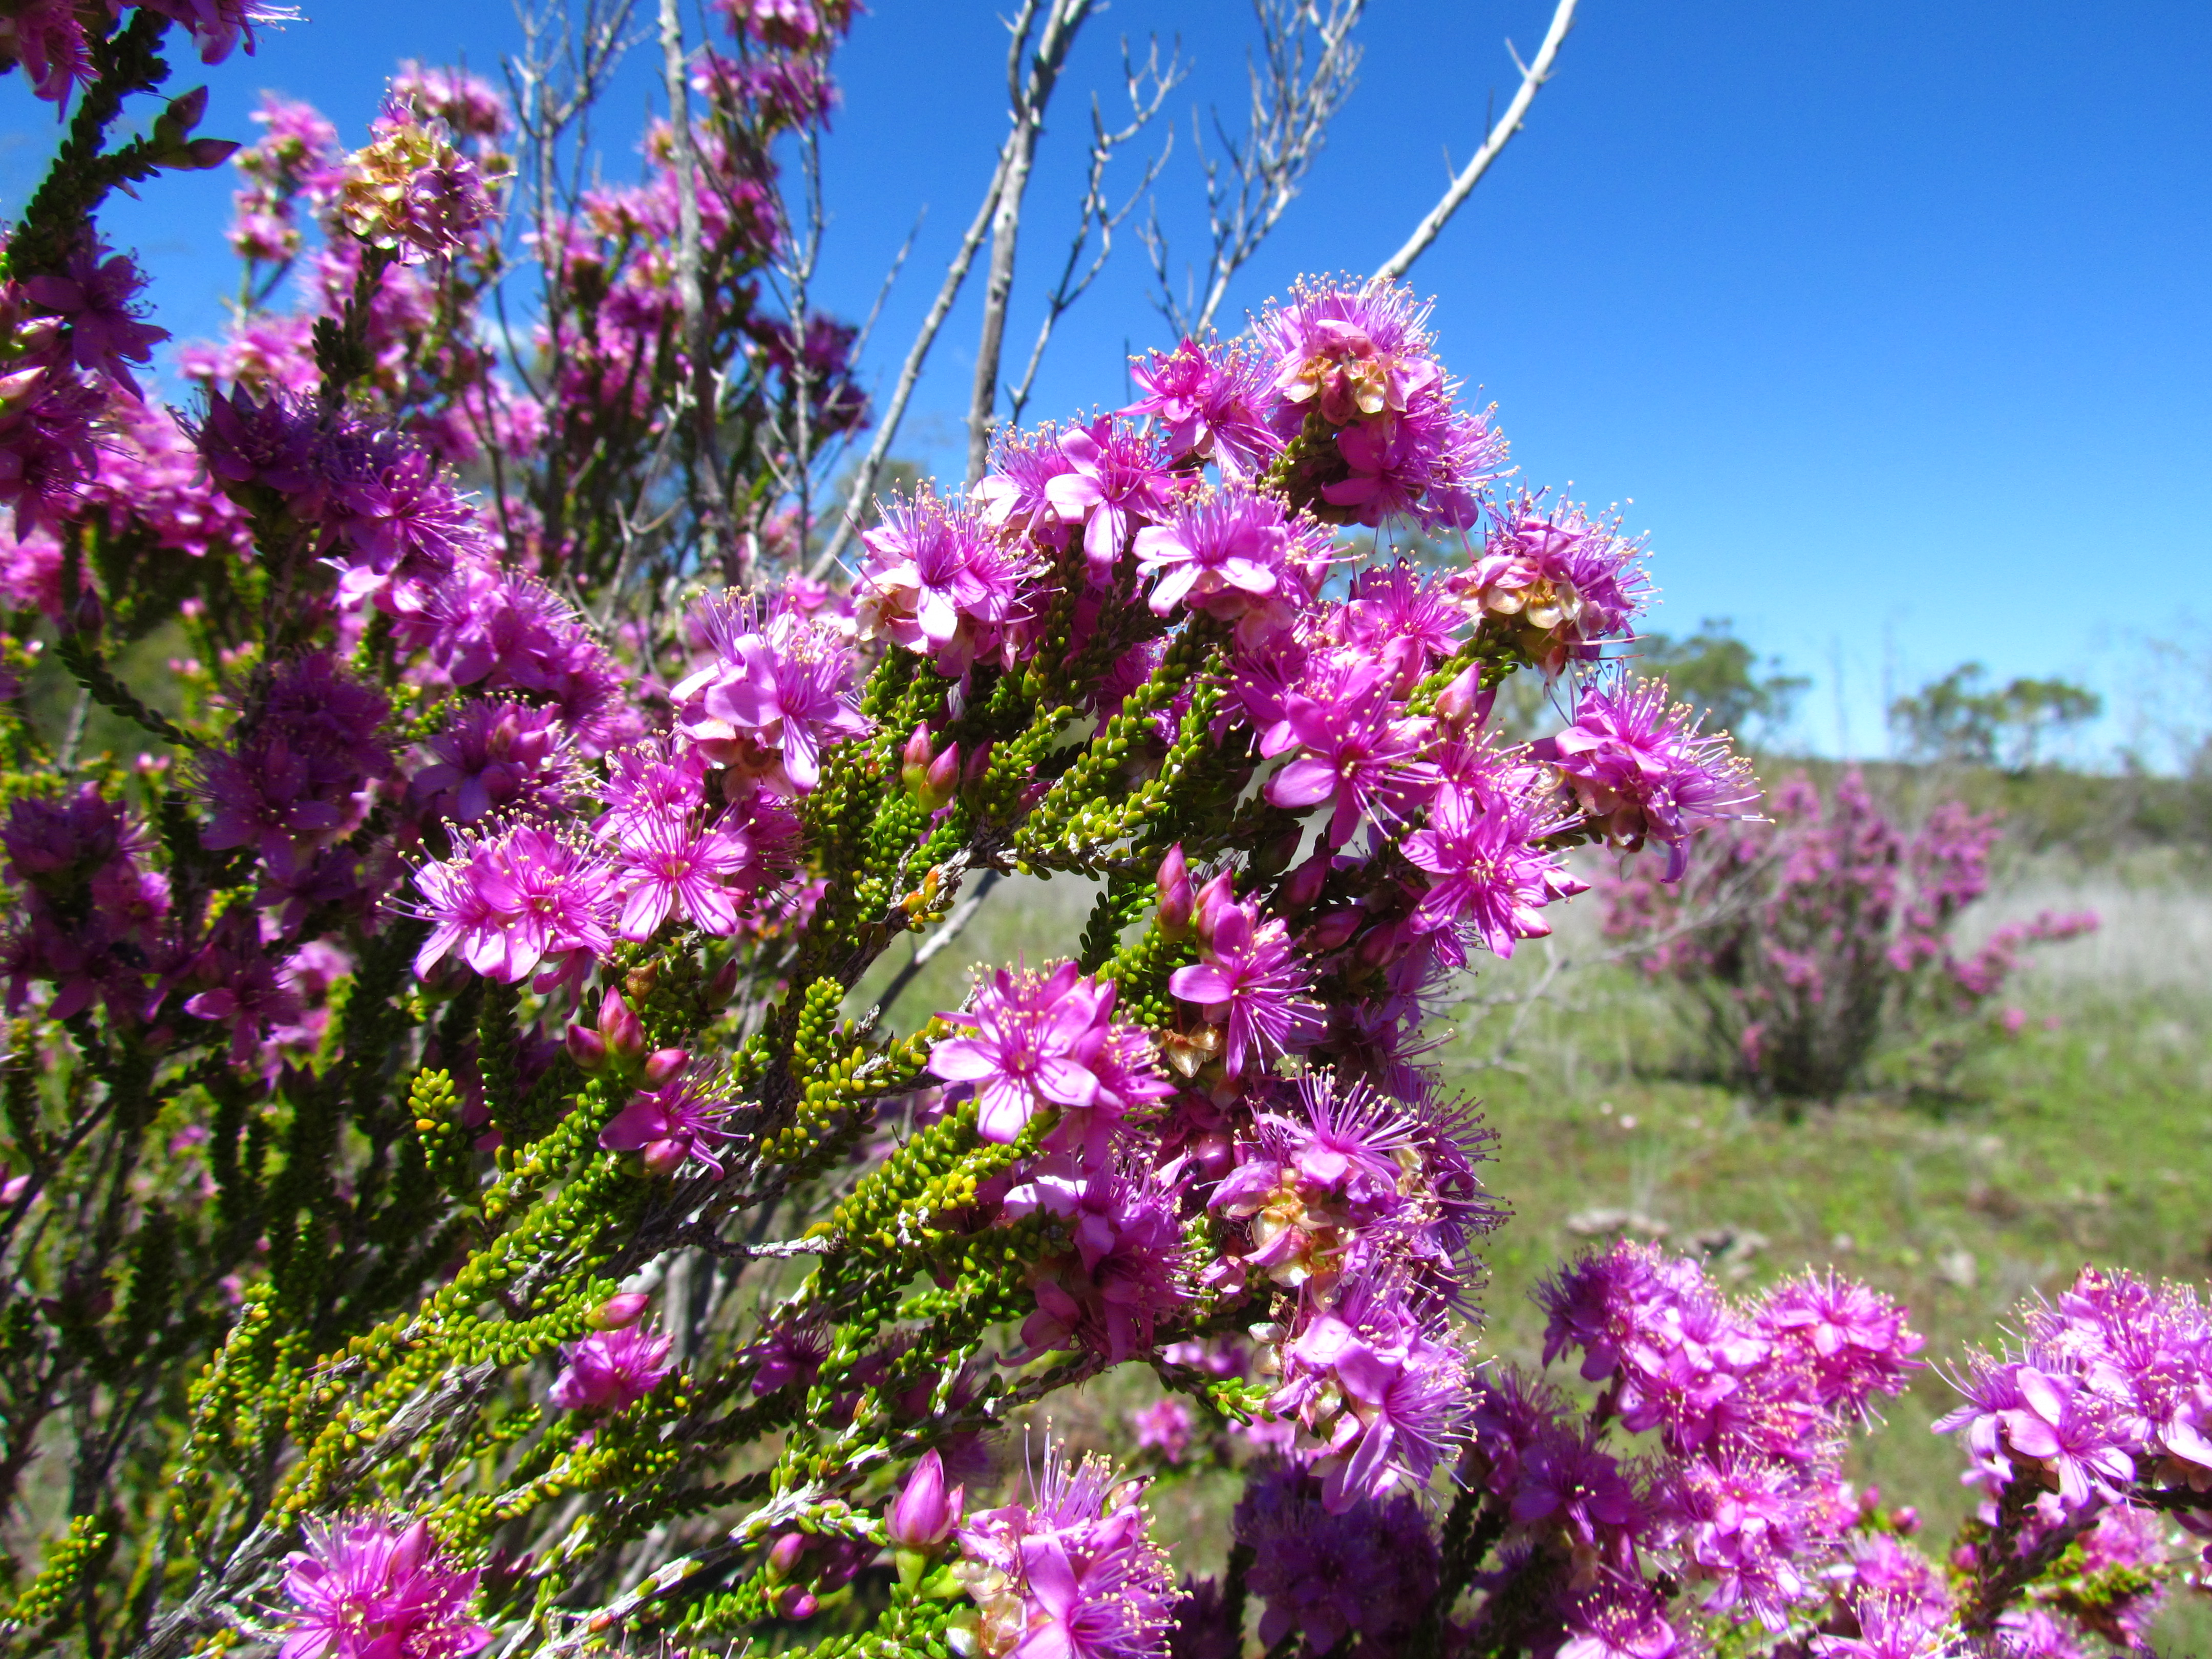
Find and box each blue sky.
[7,1,2208,762]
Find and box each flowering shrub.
[1602,772,2098,1099]
[0,10,2196,1659]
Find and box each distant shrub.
[1601,771,2096,1098]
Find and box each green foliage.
[1890,661,2103,773]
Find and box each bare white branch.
[964,0,1099,484]
[1374,0,1578,281]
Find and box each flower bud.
[1191,871,1238,952]
[68,587,103,640]
[1190,1130,1234,1183]
[920,742,960,812]
[963,741,994,784]
[184,137,242,169]
[643,1047,689,1088]
[168,86,211,132]
[641,1138,689,1177]
[564,1024,608,1074]
[901,723,933,793]
[590,1292,650,1330]
[1891,1506,1921,1536]
[597,990,645,1059]
[1155,844,1192,938]
[1281,847,1331,912]
[1434,663,1491,731]
[767,1532,809,1580]
[624,962,661,1004]
[775,1587,818,1621]
[886,1449,964,1549]
[1250,824,1302,881]
[708,955,743,1005]
[1304,908,1361,952]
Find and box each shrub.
[1602,771,2097,1098]
[0,10,2190,1659]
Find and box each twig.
[1004,37,1184,430]
[1142,0,1366,338]
[874,869,1002,1019]
[966,0,1100,484]
[1373,0,1578,280]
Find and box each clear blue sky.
[6,2,2208,762]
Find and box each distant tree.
[1889,662,2101,772]
[1634,618,1807,742]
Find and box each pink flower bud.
[1304,908,1361,952]
[901,723,933,792]
[1434,663,1491,730]
[708,956,743,1005]
[1892,1506,1921,1536]
[918,742,959,812]
[642,1139,689,1178]
[1156,844,1193,938]
[597,990,645,1059]
[590,1292,650,1330]
[565,1025,608,1074]
[1190,1130,1234,1182]
[767,1532,809,1579]
[964,741,993,784]
[775,1587,818,1621]
[886,1449,963,1548]
[1281,847,1331,912]
[1191,871,1239,953]
[168,86,210,130]
[643,1048,689,1088]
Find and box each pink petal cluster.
[277,1516,487,1659]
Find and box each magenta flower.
[411,823,618,987]
[1168,876,1324,1077]
[140,0,295,67]
[276,1515,487,1659]
[548,1322,674,1413]
[928,962,1166,1153]
[1210,1073,1423,1292]
[856,491,1034,676]
[1402,779,1587,964]
[401,568,635,756]
[1004,1154,1191,1365]
[1267,1277,1473,1513]
[23,240,168,398]
[1232,1459,1439,1658]
[1044,415,1182,577]
[0,1,94,107]
[1657,1451,1819,1628]
[0,364,105,535]
[196,652,394,864]
[1452,491,1651,670]
[1510,1428,1644,1556]
[954,1439,1176,1659]
[671,589,869,793]
[1261,660,1438,845]
[598,1066,737,1177]
[411,700,579,827]
[1756,1271,1923,1418]
[1120,338,1280,481]
[1343,561,1463,691]
[972,424,1079,542]
[1539,676,1761,881]
[1262,278,1441,429]
[1554,1572,1681,1659]
[1128,1399,1194,1465]
[1131,490,1323,642]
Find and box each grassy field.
[846,849,2212,1643]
